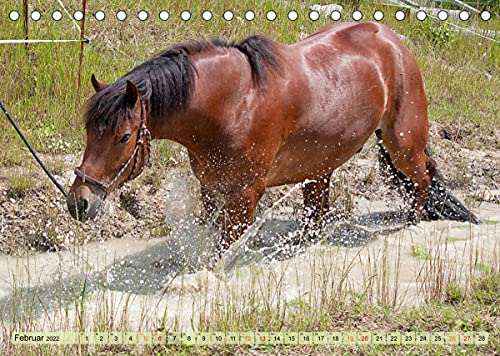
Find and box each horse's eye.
[119,134,131,144]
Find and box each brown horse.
[67,22,478,252]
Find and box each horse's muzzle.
[67,185,103,222]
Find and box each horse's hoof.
[406,211,421,226]
[216,239,231,257]
[301,224,323,245]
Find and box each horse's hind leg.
[379,127,435,223]
[302,174,331,239]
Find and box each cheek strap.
[74,99,151,196]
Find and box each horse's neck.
[149,49,252,152]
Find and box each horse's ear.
[125,80,139,107]
[91,74,106,92]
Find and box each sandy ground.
[0,140,498,331]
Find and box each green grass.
[474,262,491,272]
[447,237,466,242]
[6,171,36,198]
[411,244,431,260]
[483,219,499,225]
[445,283,465,304]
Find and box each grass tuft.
[6,172,36,199]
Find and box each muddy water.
[0,178,498,331]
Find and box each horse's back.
[294,21,406,53]
[292,21,419,82]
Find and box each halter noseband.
[74,100,151,196]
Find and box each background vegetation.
[0,0,498,166]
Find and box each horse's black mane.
[85,35,282,132]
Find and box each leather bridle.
[74,100,151,197]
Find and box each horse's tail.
[375,130,480,224]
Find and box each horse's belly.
[266,135,361,187]
[266,112,381,187]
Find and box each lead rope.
[0,99,68,197]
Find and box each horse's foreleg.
[200,185,220,219]
[217,182,266,254]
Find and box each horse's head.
[67,75,151,222]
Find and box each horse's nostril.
[81,197,90,214]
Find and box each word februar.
[14,333,60,343]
